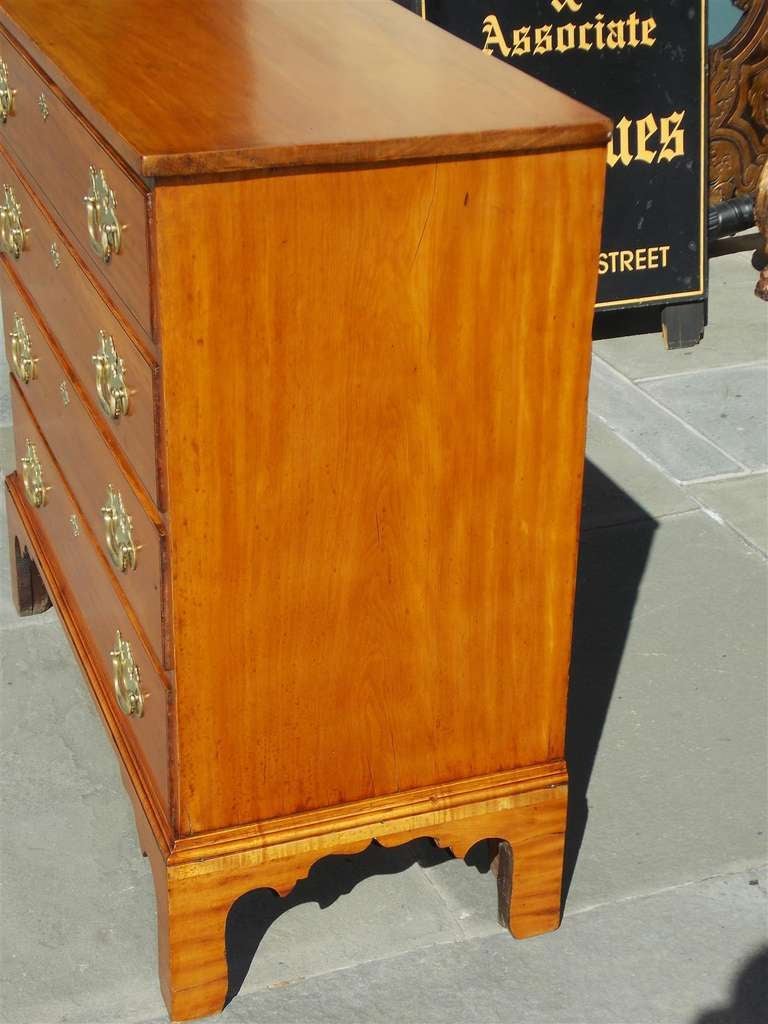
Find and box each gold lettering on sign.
[556,23,577,52]
[482,9,657,57]
[606,19,625,48]
[636,114,658,164]
[659,111,685,162]
[607,112,686,167]
[598,245,672,274]
[482,15,511,56]
[512,26,531,55]
[608,116,633,167]
[535,25,554,53]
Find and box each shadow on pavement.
[224,838,492,1007]
[693,945,768,1024]
[563,461,657,904]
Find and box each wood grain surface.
[123,758,567,1022]
[0,31,153,331]
[8,384,171,814]
[155,146,605,834]
[0,0,610,178]
[0,146,161,502]
[5,472,174,843]
[0,266,169,667]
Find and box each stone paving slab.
[565,512,767,911]
[3,505,765,1023]
[594,254,767,380]
[582,415,696,530]
[0,422,12,474]
[0,618,163,1024]
[424,511,768,937]
[685,472,768,554]
[640,364,768,472]
[0,371,9,428]
[144,868,767,1024]
[588,358,742,481]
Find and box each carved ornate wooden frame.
[709,0,768,204]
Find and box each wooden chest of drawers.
[1,2,608,1020]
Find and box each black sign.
[420,0,706,310]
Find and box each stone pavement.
[1,236,766,1024]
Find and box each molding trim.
[170,760,567,868]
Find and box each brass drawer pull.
[0,59,15,122]
[84,165,122,262]
[9,312,38,383]
[92,330,129,419]
[110,630,144,718]
[101,484,138,572]
[20,439,48,507]
[0,184,28,259]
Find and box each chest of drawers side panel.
[154,148,606,836]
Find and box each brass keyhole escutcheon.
[110,630,144,718]
[50,241,61,267]
[0,59,16,123]
[20,439,48,508]
[101,484,138,572]
[83,165,122,262]
[9,312,38,383]
[92,330,129,419]
[38,92,48,120]
[0,184,29,259]
[59,380,70,406]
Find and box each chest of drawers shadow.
[1,2,608,1019]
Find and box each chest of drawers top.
[0,0,607,181]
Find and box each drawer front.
[10,378,170,813]
[1,268,168,668]
[0,147,161,507]
[0,32,152,336]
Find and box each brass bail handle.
[92,330,129,419]
[9,313,38,383]
[0,184,28,259]
[110,631,144,718]
[0,58,16,122]
[101,484,138,572]
[20,439,48,508]
[83,165,122,263]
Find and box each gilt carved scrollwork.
[709,0,768,205]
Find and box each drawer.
[0,31,152,336]
[0,147,161,507]
[10,377,170,813]
[1,269,169,668]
